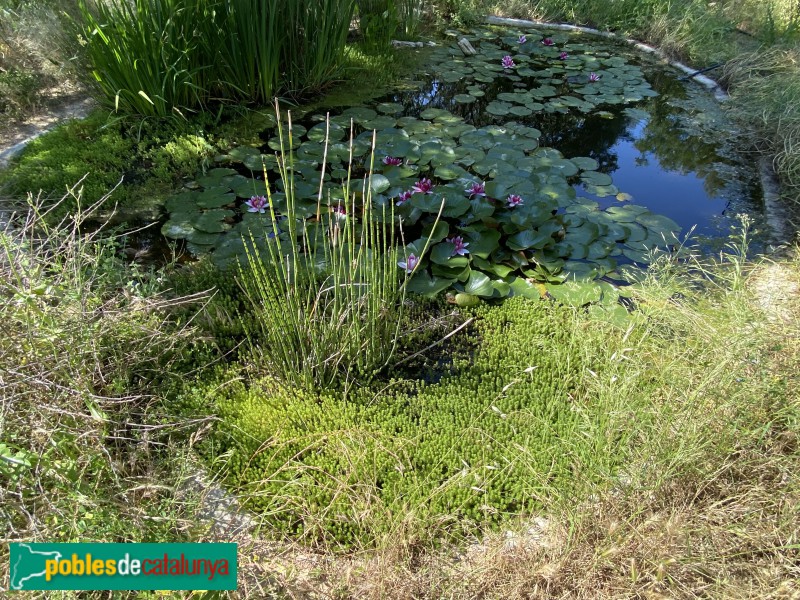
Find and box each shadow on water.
[125,31,766,265]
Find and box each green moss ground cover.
[176,293,637,548]
[2,2,800,596]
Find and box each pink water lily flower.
[465,181,486,198]
[398,253,419,273]
[559,51,569,60]
[245,195,268,213]
[396,190,413,206]
[589,72,601,82]
[332,204,347,218]
[412,178,434,194]
[446,236,469,256]
[382,155,403,166]
[518,34,527,44]
[542,38,555,46]
[502,55,515,69]
[506,194,524,208]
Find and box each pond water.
[155,27,764,302]
[384,39,759,240]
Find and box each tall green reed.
[213,0,283,103]
[76,0,356,116]
[76,0,208,117]
[282,0,356,94]
[238,104,420,392]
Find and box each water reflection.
[384,63,760,238]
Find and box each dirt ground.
[0,85,95,165]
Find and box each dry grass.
[0,190,210,595]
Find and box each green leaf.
[546,280,603,306]
[369,174,391,194]
[406,272,454,297]
[422,221,450,243]
[463,271,495,297]
[508,277,542,299]
[455,293,480,307]
[431,242,469,266]
[507,228,555,251]
[465,229,501,258]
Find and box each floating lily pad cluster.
[161,28,681,303]
[423,28,658,119]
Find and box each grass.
[238,115,409,392]
[0,0,82,127]
[75,0,357,116]
[0,190,218,597]
[1,1,799,596]
[1,188,797,597]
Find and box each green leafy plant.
[358,0,401,49]
[161,30,679,303]
[76,0,208,117]
[282,0,357,94]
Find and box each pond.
[158,26,763,303]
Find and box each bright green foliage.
[189,297,617,548]
[356,0,425,46]
[358,0,402,49]
[0,112,135,211]
[0,111,215,221]
[75,0,356,116]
